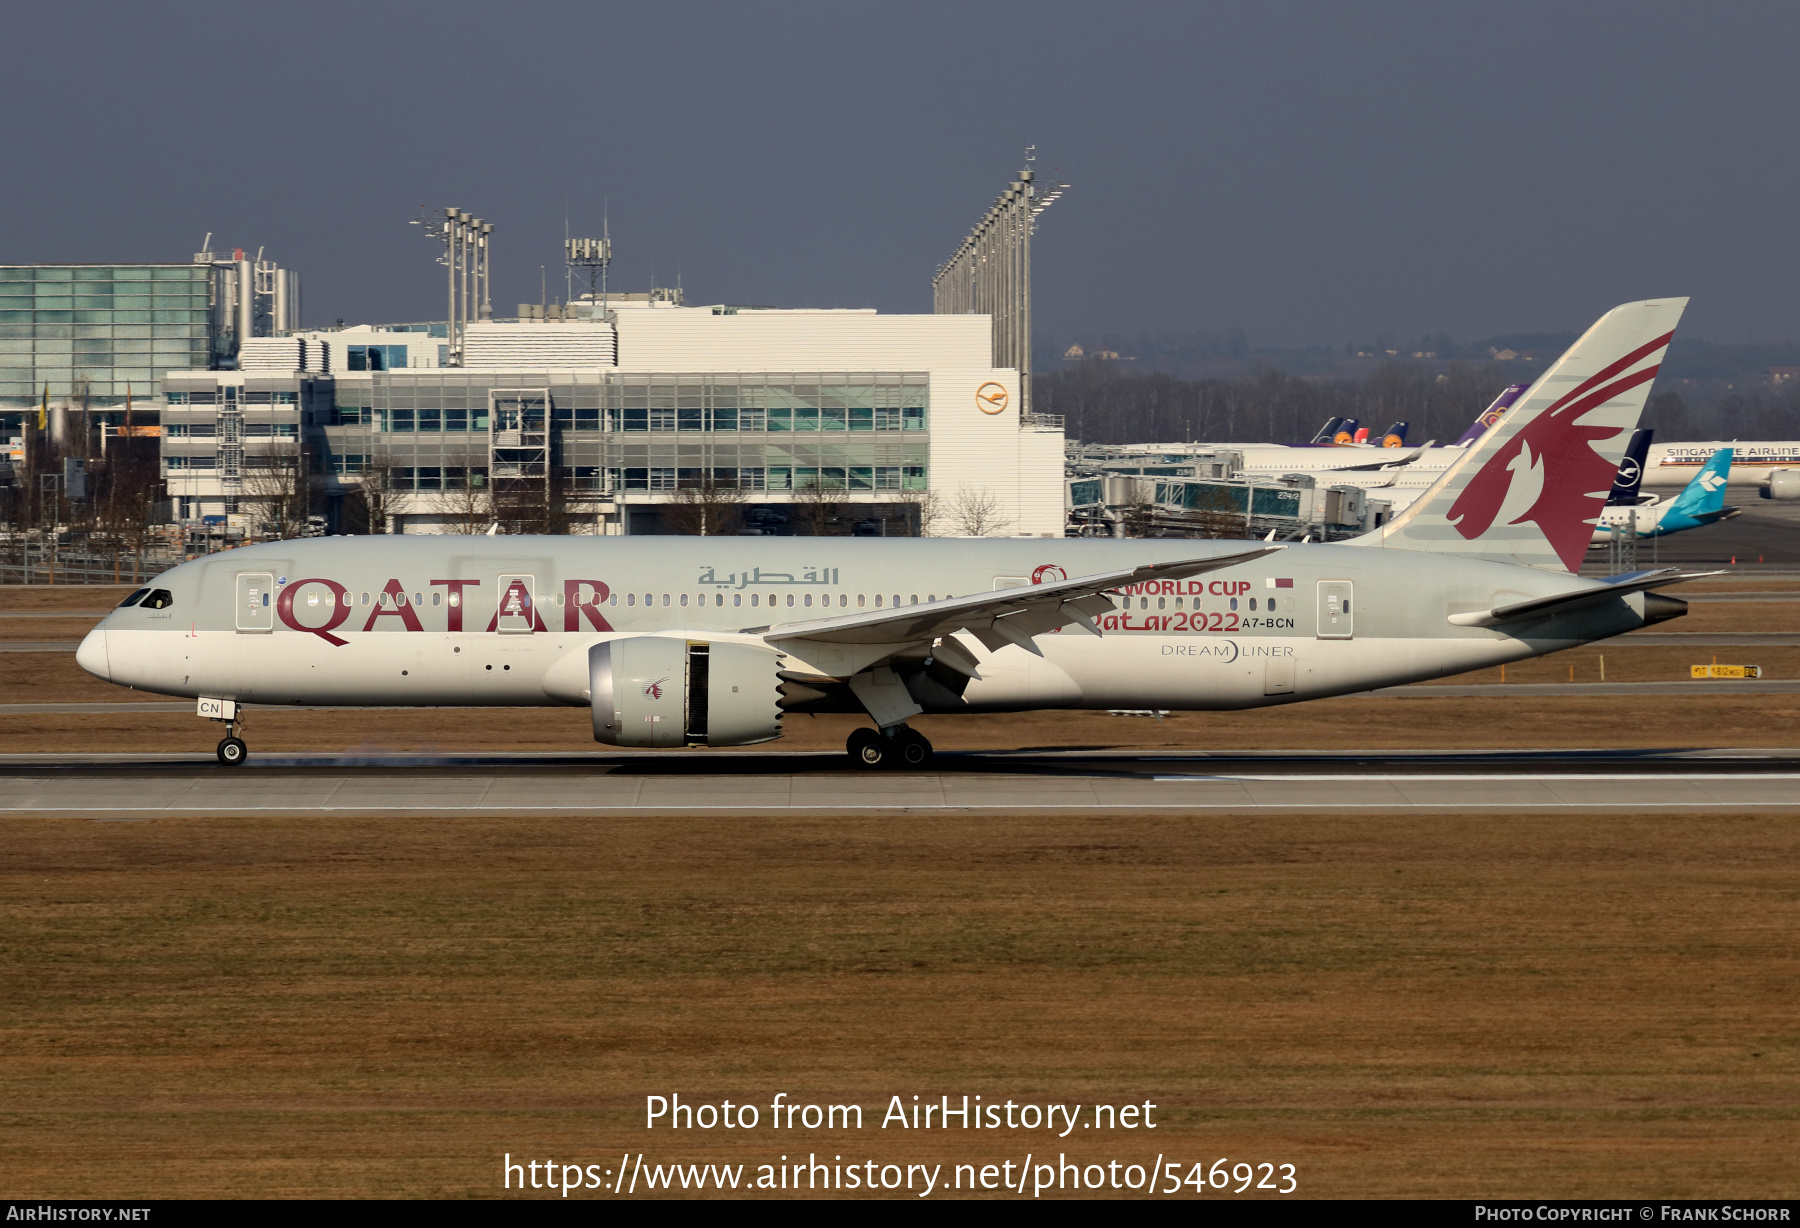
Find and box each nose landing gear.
[845,725,933,770]
[200,698,249,767]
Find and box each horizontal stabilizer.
[1447,568,1719,628]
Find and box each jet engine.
[590,636,783,747]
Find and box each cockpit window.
[117,588,151,608]
[140,589,175,610]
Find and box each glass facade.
[322,371,932,494]
[0,265,214,405]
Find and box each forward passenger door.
[236,572,274,632]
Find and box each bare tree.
[346,453,401,535]
[434,452,491,535]
[790,475,845,536]
[86,428,163,576]
[664,475,746,536]
[893,488,938,537]
[949,486,1014,537]
[95,433,161,542]
[240,445,309,540]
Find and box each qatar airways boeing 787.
[77,298,1703,768]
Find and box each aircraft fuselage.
[78,535,1661,717]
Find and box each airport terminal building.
[0,249,296,416]
[160,298,1066,537]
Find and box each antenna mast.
[411,206,493,365]
[565,228,613,312]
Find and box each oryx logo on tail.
[1362,300,1688,572]
[1447,329,1674,570]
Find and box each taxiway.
[0,748,1796,814]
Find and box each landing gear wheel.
[896,729,934,769]
[216,736,247,767]
[846,727,886,769]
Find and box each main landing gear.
[846,725,933,770]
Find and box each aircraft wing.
[759,545,1282,658]
[1447,568,1720,628]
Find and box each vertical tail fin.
[1330,418,1360,445]
[1667,446,1732,518]
[1380,421,1409,448]
[1454,384,1528,446]
[1604,428,1654,504]
[1311,417,1344,444]
[1352,299,1688,572]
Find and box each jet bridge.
[1065,471,1388,540]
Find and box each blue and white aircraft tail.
[1659,445,1737,530]
[1605,429,1654,504]
[1591,444,1738,545]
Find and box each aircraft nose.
[76,628,110,680]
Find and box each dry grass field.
[1,810,1795,1198]
[0,580,1796,1199]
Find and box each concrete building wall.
[163,308,1064,538]
[611,309,992,372]
[290,325,445,372]
[922,367,1062,538]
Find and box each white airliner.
[1643,441,1800,489]
[78,299,1704,769]
[1230,387,1526,498]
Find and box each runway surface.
[5,674,1797,716]
[1,747,1796,814]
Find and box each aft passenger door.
[236,572,274,632]
[1316,580,1354,639]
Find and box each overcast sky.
[4,1,1795,347]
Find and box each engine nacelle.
[1760,469,1800,500]
[590,636,783,747]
